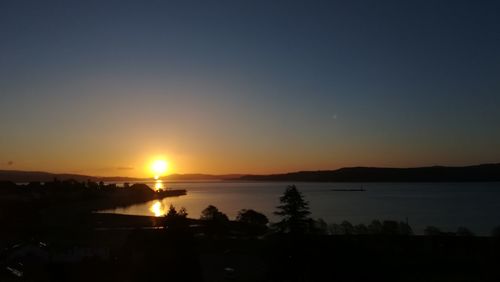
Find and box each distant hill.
[238,163,500,182]
[0,170,97,183]
[0,170,150,183]
[0,170,241,183]
[2,163,499,183]
[166,173,243,181]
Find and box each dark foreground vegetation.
[1,182,500,281]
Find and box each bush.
[456,227,474,237]
[328,223,342,235]
[340,221,355,235]
[354,224,369,235]
[381,220,400,235]
[368,220,383,234]
[491,226,500,237]
[424,226,443,236]
[236,209,269,236]
[236,209,269,226]
[200,205,230,237]
[164,205,189,234]
[200,205,229,222]
[310,218,328,235]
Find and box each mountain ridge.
[237,163,500,182]
[0,170,242,182]
[1,163,499,182]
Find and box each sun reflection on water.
[154,180,164,191]
[149,201,165,217]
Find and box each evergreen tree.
[274,185,311,234]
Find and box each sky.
[0,0,499,177]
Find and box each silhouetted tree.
[200,205,229,222]
[381,220,400,235]
[456,227,474,237]
[354,224,369,235]
[368,220,383,234]
[164,205,189,232]
[274,185,311,234]
[311,218,328,235]
[165,205,188,219]
[424,226,443,236]
[237,209,268,226]
[492,226,500,238]
[328,223,342,235]
[340,220,355,235]
[398,221,413,235]
[200,205,229,237]
[237,209,269,235]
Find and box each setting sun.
[151,159,168,179]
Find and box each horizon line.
[1,162,499,179]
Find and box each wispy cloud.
[117,166,134,170]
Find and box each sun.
[151,159,168,179]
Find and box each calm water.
[99,181,500,235]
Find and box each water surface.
[99,181,500,235]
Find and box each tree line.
[164,185,499,237]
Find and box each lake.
[98,181,500,235]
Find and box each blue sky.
[1,0,499,175]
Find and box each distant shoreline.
[1,163,500,183]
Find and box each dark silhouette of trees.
[368,220,383,234]
[424,226,475,237]
[274,185,311,234]
[381,220,400,235]
[398,221,413,235]
[328,223,342,235]
[354,224,369,235]
[164,205,188,230]
[327,220,412,235]
[492,226,500,238]
[237,209,268,226]
[424,226,443,236]
[378,220,413,235]
[341,220,355,235]
[200,205,229,222]
[456,227,474,237]
[310,218,328,235]
[166,204,188,218]
[236,209,269,235]
[200,205,229,237]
